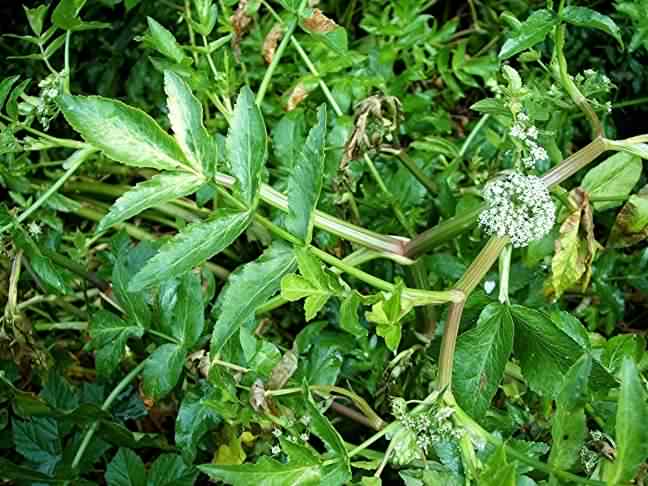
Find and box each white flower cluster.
[509,113,548,169]
[479,172,556,247]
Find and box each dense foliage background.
[1,0,648,484]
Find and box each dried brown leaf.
[262,23,283,64]
[608,184,648,248]
[285,82,309,111]
[303,8,337,33]
[230,0,253,59]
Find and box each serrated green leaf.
[142,344,186,400]
[549,355,591,471]
[499,9,557,60]
[98,173,205,232]
[23,5,48,36]
[286,105,327,243]
[57,94,189,171]
[606,359,648,484]
[581,152,642,211]
[227,86,267,206]
[559,6,623,48]
[175,387,221,463]
[511,305,586,398]
[129,209,251,291]
[479,445,517,486]
[146,17,187,64]
[164,70,217,174]
[339,292,366,337]
[88,310,144,377]
[147,454,198,486]
[105,448,146,486]
[211,243,296,357]
[13,418,62,476]
[199,455,320,486]
[272,110,306,171]
[453,303,514,419]
[159,271,204,348]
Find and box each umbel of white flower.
[479,172,556,247]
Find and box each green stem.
[383,148,437,194]
[34,321,87,331]
[71,360,146,471]
[0,147,96,235]
[541,137,607,188]
[498,244,512,305]
[256,19,298,106]
[0,113,88,149]
[63,31,71,94]
[458,114,490,158]
[555,25,602,137]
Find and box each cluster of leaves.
[1,0,648,485]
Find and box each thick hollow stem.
[540,137,607,188]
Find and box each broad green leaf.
[159,271,205,348]
[453,303,514,419]
[608,185,648,248]
[581,152,642,211]
[339,292,367,337]
[105,448,146,486]
[272,111,306,171]
[88,310,144,377]
[98,173,205,232]
[112,241,157,328]
[227,86,267,206]
[286,105,327,243]
[129,209,251,291]
[147,454,198,486]
[13,417,62,476]
[52,0,110,31]
[23,5,48,36]
[0,458,75,484]
[57,95,188,171]
[559,6,623,48]
[602,335,645,374]
[606,359,648,484]
[210,243,296,357]
[12,228,69,294]
[142,344,186,400]
[511,305,586,397]
[175,387,221,463]
[199,453,320,485]
[499,9,557,60]
[549,355,591,471]
[146,17,187,64]
[164,70,217,174]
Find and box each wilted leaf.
[262,23,283,64]
[608,185,648,248]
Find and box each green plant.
[1,1,648,485]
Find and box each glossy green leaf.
[549,355,591,471]
[175,387,221,463]
[581,152,642,211]
[146,17,187,64]
[479,445,517,486]
[606,359,648,484]
[559,6,623,48]
[57,95,189,171]
[129,209,251,291]
[142,344,186,400]
[286,105,327,243]
[499,9,557,60]
[453,303,514,419]
[147,454,198,486]
[159,271,205,348]
[98,173,205,232]
[88,310,144,377]
[105,448,146,486]
[511,305,586,397]
[210,243,296,357]
[0,457,75,484]
[164,70,217,174]
[272,111,306,171]
[227,86,267,206]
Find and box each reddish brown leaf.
[302,8,337,33]
[230,0,254,59]
[285,82,309,111]
[608,184,648,248]
[262,23,283,64]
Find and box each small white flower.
[531,145,548,161]
[510,123,526,139]
[517,112,529,122]
[271,445,281,455]
[479,172,556,248]
[584,68,595,77]
[300,433,309,442]
[484,280,496,294]
[300,415,311,426]
[526,126,538,139]
[272,428,282,438]
[28,221,41,235]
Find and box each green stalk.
[71,360,146,471]
[256,18,298,106]
[498,244,512,305]
[541,137,607,188]
[0,113,88,149]
[0,147,96,235]
[383,148,437,194]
